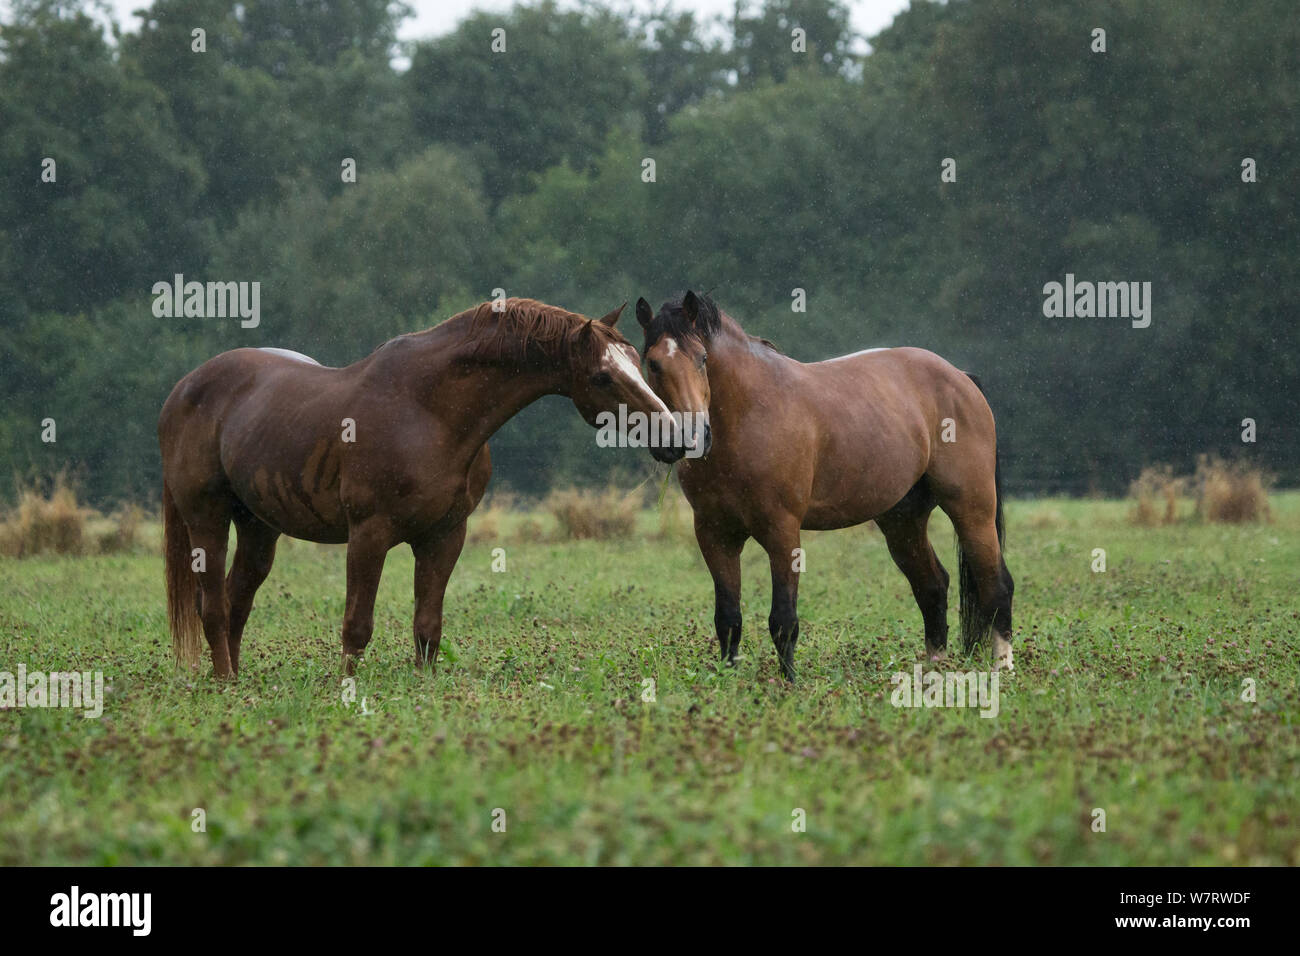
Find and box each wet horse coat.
[637,291,1014,680]
[159,298,675,678]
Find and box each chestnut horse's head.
[565,302,685,463]
[635,290,715,462]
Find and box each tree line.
[2,0,1295,506]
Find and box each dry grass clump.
[514,517,545,543]
[1128,457,1271,526]
[545,487,639,540]
[0,477,149,557]
[1193,455,1271,524]
[467,510,500,544]
[468,492,550,544]
[468,491,516,544]
[0,476,89,556]
[1026,508,1068,530]
[1128,465,1186,526]
[653,482,692,542]
[93,504,144,554]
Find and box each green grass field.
[1,493,1297,865]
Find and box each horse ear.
[598,302,625,327]
[682,290,700,327]
[635,297,654,330]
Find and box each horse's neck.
[709,324,778,417]
[403,326,570,446]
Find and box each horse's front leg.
[341,517,397,676]
[758,519,802,682]
[411,520,468,670]
[695,516,747,666]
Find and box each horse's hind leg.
[876,487,950,660]
[184,501,235,678]
[946,505,1014,670]
[225,508,280,675]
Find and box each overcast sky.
[92,0,915,48]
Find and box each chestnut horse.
[636,291,1014,681]
[159,298,678,678]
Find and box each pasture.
[1,493,1296,865]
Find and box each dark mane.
[645,292,782,354]
[450,297,627,366]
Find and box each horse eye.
[590,371,614,388]
[697,353,708,369]
[647,360,661,375]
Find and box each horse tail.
[163,480,203,667]
[958,373,1005,650]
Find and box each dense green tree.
[405,1,645,203]
[228,0,410,71]
[122,0,415,220]
[208,147,496,363]
[634,6,731,144]
[2,0,1296,506]
[731,0,858,87]
[0,0,207,315]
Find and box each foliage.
[1,0,1296,506]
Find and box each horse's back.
[809,346,990,424]
[837,347,999,508]
[814,344,958,378]
[256,347,324,366]
[174,346,337,395]
[162,349,325,435]
[789,345,995,525]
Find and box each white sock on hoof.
[993,634,1014,672]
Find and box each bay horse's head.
[565,302,686,463]
[635,290,715,462]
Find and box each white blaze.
[604,343,697,448]
[604,344,672,418]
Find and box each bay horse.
[635,291,1014,681]
[159,297,679,678]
